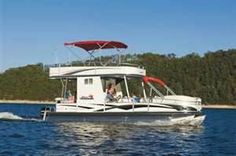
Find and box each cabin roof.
[49,66,146,78]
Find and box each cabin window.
[89,78,93,84]
[84,79,89,84]
[84,78,93,85]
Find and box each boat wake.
[0,112,42,122]
[0,112,23,120]
[135,115,206,127]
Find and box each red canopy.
[64,40,128,51]
[143,76,166,87]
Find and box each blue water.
[0,104,236,155]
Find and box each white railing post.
[141,82,147,102]
[123,75,130,102]
[132,101,134,111]
[103,102,106,112]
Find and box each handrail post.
[132,102,134,111]
[103,102,106,112]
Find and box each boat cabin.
[50,66,146,104]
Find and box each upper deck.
[50,40,146,78]
[49,66,146,78]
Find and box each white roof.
[49,66,146,78]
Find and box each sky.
[1,0,236,72]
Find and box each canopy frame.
[64,40,128,66]
[143,76,176,98]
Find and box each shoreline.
[202,104,236,109]
[0,100,55,105]
[0,100,235,109]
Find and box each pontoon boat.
[42,40,205,126]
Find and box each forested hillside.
[0,64,61,101]
[134,49,236,105]
[0,49,235,104]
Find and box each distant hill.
[0,49,235,105]
[0,63,61,101]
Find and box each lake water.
[0,103,235,155]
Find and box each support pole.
[60,79,65,98]
[103,102,106,112]
[147,82,164,99]
[141,82,147,102]
[64,79,68,100]
[123,75,130,102]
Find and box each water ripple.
[0,107,236,155]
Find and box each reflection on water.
[54,122,205,155]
